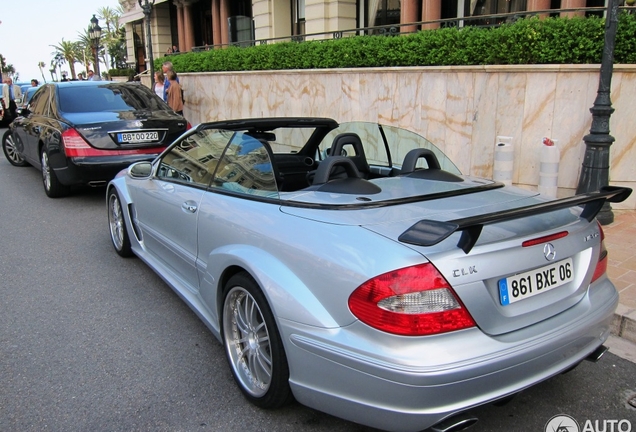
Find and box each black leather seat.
[306,156,381,195]
[312,156,361,185]
[329,133,371,179]
[400,148,463,182]
[400,148,441,174]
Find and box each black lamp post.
[575,0,620,225]
[138,0,156,88]
[89,15,102,79]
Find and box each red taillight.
[348,263,476,336]
[62,128,165,157]
[591,222,607,283]
[62,128,97,157]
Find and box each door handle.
[182,201,197,213]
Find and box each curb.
[612,304,636,345]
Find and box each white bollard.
[493,136,514,186]
[538,137,560,198]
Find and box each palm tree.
[96,6,127,71]
[50,52,65,81]
[97,6,120,71]
[77,29,97,77]
[97,6,118,34]
[0,53,17,80]
[38,61,47,83]
[50,39,81,80]
[108,24,128,70]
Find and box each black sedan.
[2,81,189,197]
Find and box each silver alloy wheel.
[223,286,273,398]
[41,151,51,191]
[3,134,23,164]
[108,193,125,251]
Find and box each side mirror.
[128,161,153,178]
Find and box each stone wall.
[150,64,636,208]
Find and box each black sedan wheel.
[222,273,293,409]
[107,189,133,257]
[2,130,28,167]
[40,147,70,198]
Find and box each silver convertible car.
[106,118,630,432]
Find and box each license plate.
[118,131,159,143]
[498,258,573,306]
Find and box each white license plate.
[118,131,159,143]
[498,258,573,306]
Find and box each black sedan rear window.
[58,84,167,113]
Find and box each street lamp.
[89,14,102,79]
[138,0,156,88]
[575,0,620,225]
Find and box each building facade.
[119,0,609,75]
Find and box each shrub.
[163,12,636,73]
[108,68,136,78]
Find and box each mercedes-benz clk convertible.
[106,118,631,432]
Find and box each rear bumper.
[281,279,618,432]
[53,154,160,186]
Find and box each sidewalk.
[604,210,636,345]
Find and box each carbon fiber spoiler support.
[398,186,632,254]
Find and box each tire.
[41,147,70,198]
[222,273,293,409]
[2,130,28,167]
[107,189,134,258]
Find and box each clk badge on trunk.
[452,266,477,277]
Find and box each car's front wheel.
[40,147,69,198]
[2,130,28,167]
[108,189,133,257]
[222,273,293,409]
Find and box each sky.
[1,0,122,83]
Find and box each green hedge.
[108,68,136,78]
[164,13,636,73]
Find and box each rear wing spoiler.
[398,186,632,254]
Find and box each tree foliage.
[50,40,82,79]
[0,53,18,80]
[47,6,125,80]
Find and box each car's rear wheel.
[2,130,27,167]
[222,273,292,409]
[108,189,133,257]
[41,147,69,198]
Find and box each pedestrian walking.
[2,77,22,121]
[153,71,165,99]
[165,70,183,115]
[161,61,179,102]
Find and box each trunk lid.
[282,177,617,335]
[65,110,188,150]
